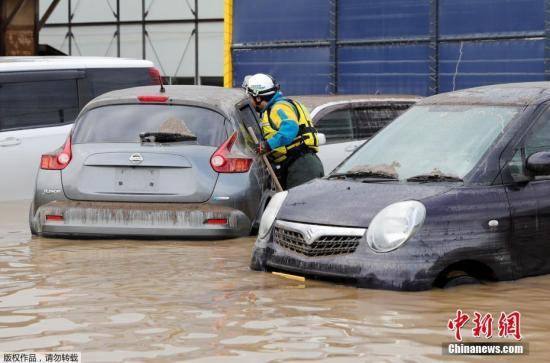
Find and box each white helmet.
[243,73,279,97]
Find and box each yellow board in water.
[272,271,306,282]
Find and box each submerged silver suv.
[29,85,270,238]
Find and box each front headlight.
[258,191,288,238]
[366,201,426,253]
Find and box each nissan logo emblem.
[129,153,144,164]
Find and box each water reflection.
[0,201,547,361]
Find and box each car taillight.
[210,132,253,173]
[204,218,228,225]
[41,136,72,170]
[138,95,169,103]
[46,215,64,222]
[148,67,162,85]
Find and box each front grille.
[273,225,362,257]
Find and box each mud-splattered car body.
[251,82,550,290]
[30,85,271,238]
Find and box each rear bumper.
[32,200,251,238]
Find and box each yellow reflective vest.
[260,99,319,164]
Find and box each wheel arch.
[433,259,497,288]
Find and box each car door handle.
[345,144,360,152]
[0,137,21,147]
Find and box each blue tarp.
[339,0,430,40]
[439,0,544,37]
[233,0,330,43]
[232,0,547,95]
[233,47,332,95]
[338,44,430,95]
[438,39,544,92]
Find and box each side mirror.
[526,151,550,176]
[317,133,326,146]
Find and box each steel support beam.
[38,0,61,30]
[194,0,199,85]
[1,0,27,31]
[116,0,120,57]
[43,18,223,28]
[235,31,543,50]
[141,0,146,59]
[545,0,550,80]
[68,0,72,55]
[428,0,439,95]
[232,41,331,50]
[328,0,338,94]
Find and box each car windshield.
[73,104,227,146]
[335,105,521,181]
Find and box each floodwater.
[0,201,548,362]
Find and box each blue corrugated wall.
[232,0,547,96]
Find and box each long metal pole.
[223,0,233,88]
[142,0,146,59]
[68,0,72,55]
[194,0,199,85]
[545,0,550,80]
[328,0,338,94]
[1,0,27,32]
[429,0,439,95]
[116,0,120,57]
[248,127,283,192]
[38,0,62,31]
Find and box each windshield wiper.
[406,173,463,183]
[140,132,197,143]
[328,171,398,180]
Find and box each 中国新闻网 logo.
[447,310,522,341]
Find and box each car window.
[315,108,353,144]
[509,107,550,180]
[73,104,227,146]
[353,103,412,139]
[0,79,79,131]
[337,105,519,181]
[86,68,153,97]
[238,105,262,147]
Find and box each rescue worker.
[244,73,324,189]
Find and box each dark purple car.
[251,82,550,290]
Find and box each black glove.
[255,140,271,155]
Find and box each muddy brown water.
[1,200,548,362]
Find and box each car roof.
[0,56,154,72]
[292,94,421,112]
[418,82,550,107]
[83,85,248,117]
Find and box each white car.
[294,95,421,173]
[0,57,160,200]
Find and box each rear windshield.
[73,104,227,146]
[86,68,153,97]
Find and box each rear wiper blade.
[328,171,398,180]
[406,173,463,182]
[140,132,197,143]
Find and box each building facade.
[39,0,224,85]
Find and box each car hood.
[277,178,454,228]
